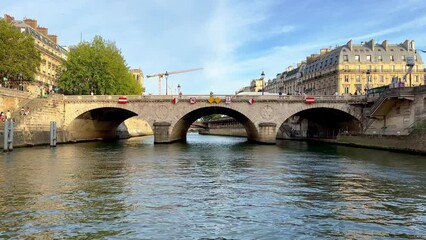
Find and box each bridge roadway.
[61,94,365,144]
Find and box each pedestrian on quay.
[0,112,5,122]
[6,110,11,120]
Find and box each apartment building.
[4,14,68,94]
[270,39,424,95]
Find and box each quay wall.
[199,128,247,137]
[335,130,426,154]
[0,88,34,113]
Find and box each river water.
[0,134,425,239]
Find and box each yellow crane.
[146,68,203,95]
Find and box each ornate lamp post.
[260,71,265,95]
[177,84,181,97]
[165,71,169,95]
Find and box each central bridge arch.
[170,106,259,142]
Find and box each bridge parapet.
[63,94,366,104]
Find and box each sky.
[2,0,426,95]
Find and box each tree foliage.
[199,114,226,122]
[0,19,41,86]
[58,36,142,95]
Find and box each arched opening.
[67,107,139,141]
[278,107,361,139]
[170,106,258,142]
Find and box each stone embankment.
[199,126,426,154]
[1,90,152,148]
[336,130,426,154]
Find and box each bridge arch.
[67,107,138,140]
[283,104,363,122]
[170,106,259,142]
[278,105,362,139]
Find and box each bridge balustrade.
[63,94,366,103]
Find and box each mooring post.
[3,120,14,152]
[50,121,57,147]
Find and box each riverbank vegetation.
[58,36,142,95]
[0,19,41,88]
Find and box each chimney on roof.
[320,48,331,54]
[23,18,37,29]
[37,26,48,36]
[382,40,388,50]
[366,39,375,51]
[403,40,410,50]
[48,35,58,44]
[410,40,415,51]
[4,14,14,23]
[347,40,353,51]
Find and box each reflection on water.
[0,134,425,239]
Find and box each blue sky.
[2,0,426,95]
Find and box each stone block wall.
[337,129,426,153]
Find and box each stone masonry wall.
[336,129,426,154]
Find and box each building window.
[356,65,360,71]
[379,65,383,72]
[379,76,384,82]
[415,76,419,82]
[356,75,360,82]
[378,55,383,61]
[344,65,349,70]
[344,75,349,82]
[344,87,349,94]
[392,65,396,71]
[366,55,371,61]
[368,75,372,82]
[367,65,372,70]
[390,55,394,61]
[355,55,360,62]
[401,55,406,61]
[343,55,348,61]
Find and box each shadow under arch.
[67,107,138,141]
[171,106,259,142]
[277,107,362,139]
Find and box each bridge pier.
[256,122,277,144]
[153,121,172,143]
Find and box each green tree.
[0,19,41,87]
[58,36,142,95]
[199,114,226,122]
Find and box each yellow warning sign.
[215,97,221,103]
[208,96,214,103]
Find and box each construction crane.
[146,68,203,95]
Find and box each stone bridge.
[62,95,365,144]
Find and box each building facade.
[129,68,145,94]
[269,39,424,95]
[4,14,68,95]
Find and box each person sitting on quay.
[20,107,25,115]
[0,112,5,122]
[24,107,30,115]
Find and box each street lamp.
[177,84,181,96]
[365,70,370,95]
[260,71,265,95]
[18,72,23,91]
[165,71,169,95]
